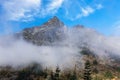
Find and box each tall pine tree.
[54,66,60,80]
[84,60,92,80]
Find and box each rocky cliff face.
[21,16,66,45]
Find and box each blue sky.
[0,0,120,36]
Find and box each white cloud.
[1,0,64,22]
[81,6,94,16]
[69,6,94,21]
[40,0,64,17]
[96,4,103,10]
[47,0,64,12]
[112,21,120,36]
[0,26,120,68]
[63,0,103,21]
[1,0,103,22]
[3,0,41,21]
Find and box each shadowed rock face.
[21,16,66,45]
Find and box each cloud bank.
[0,27,120,69]
[0,35,79,69]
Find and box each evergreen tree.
[70,72,77,80]
[54,66,60,80]
[43,67,48,78]
[70,65,77,80]
[49,71,54,80]
[83,60,92,80]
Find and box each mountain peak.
[22,16,65,45]
[42,16,64,28]
[52,16,59,21]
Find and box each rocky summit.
[21,16,66,45]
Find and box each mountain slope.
[20,16,120,61]
[0,16,120,80]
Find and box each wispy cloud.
[40,0,64,17]
[96,4,103,10]
[69,6,94,21]
[0,0,103,22]
[2,0,41,21]
[81,6,94,17]
[1,0,64,22]
[63,0,103,21]
[112,20,120,36]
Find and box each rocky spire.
[43,16,64,28]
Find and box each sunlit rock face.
[21,16,66,45]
